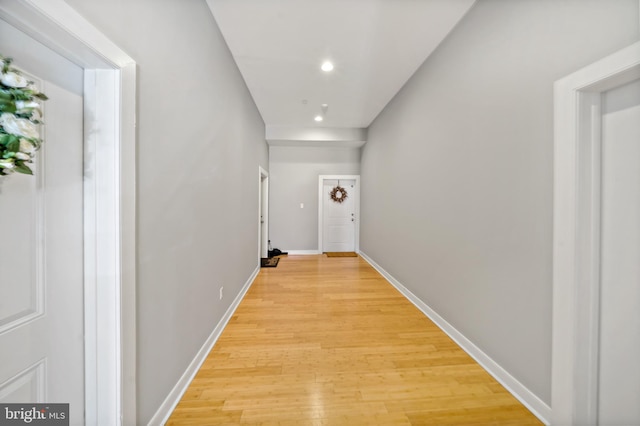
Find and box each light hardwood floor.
[167,255,542,425]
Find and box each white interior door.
[597,78,640,425]
[0,18,84,424]
[259,167,269,259]
[322,179,356,252]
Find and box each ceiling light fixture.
[321,61,334,72]
[314,115,323,122]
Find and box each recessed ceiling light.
[314,115,323,122]
[321,61,334,72]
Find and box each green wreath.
[0,54,48,176]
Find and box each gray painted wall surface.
[63,0,268,423]
[361,0,639,405]
[269,146,360,251]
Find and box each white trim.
[552,40,640,425]
[285,250,321,255]
[0,1,137,424]
[148,266,260,426]
[84,68,124,425]
[318,174,360,254]
[359,252,551,425]
[118,60,137,426]
[0,0,133,68]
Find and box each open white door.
[259,167,269,259]
[0,20,84,423]
[597,76,640,425]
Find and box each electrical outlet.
[219,287,223,300]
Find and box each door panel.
[0,361,44,402]
[0,136,43,332]
[0,18,84,424]
[598,78,640,424]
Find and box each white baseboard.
[148,265,260,426]
[285,250,320,255]
[359,252,551,425]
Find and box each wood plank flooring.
[167,255,542,425]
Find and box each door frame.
[0,1,137,425]
[259,166,269,259]
[552,40,640,425]
[318,174,360,253]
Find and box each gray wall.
[269,146,360,251]
[63,0,268,423]
[361,0,639,405]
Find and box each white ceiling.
[206,0,475,142]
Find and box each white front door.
[0,18,84,424]
[597,77,640,425]
[322,179,356,252]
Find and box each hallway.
[167,255,541,425]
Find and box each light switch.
[300,203,304,208]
